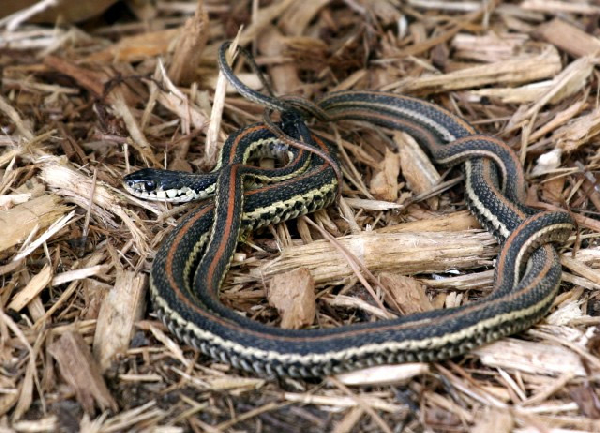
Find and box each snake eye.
[144,180,156,191]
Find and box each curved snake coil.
[122,42,574,377]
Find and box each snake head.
[123,168,216,203]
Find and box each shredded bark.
[1,1,599,431]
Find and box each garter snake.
[123,42,574,377]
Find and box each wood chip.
[167,0,209,86]
[554,107,600,152]
[280,0,329,36]
[379,272,434,314]
[205,376,266,391]
[283,392,405,413]
[377,210,480,233]
[44,56,142,105]
[0,0,117,25]
[522,0,600,15]
[370,147,400,201]
[268,268,315,329]
[570,384,600,418]
[473,339,586,376]
[475,54,592,105]
[242,230,495,286]
[153,61,208,133]
[48,331,118,413]
[396,131,440,208]
[389,46,561,93]
[93,270,147,371]
[87,29,180,63]
[0,195,68,254]
[8,264,53,312]
[257,28,301,95]
[39,159,148,252]
[336,363,429,387]
[471,408,513,433]
[535,18,600,58]
[332,406,363,433]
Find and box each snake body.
[123,43,574,377]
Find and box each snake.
[122,42,574,377]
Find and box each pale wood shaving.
[110,91,159,166]
[48,331,118,413]
[527,98,586,144]
[167,0,209,86]
[473,339,586,376]
[87,29,181,63]
[239,0,296,45]
[13,210,75,262]
[280,0,330,37]
[257,28,301,95]
[407,0,484,12]
[326,295,394,320]
[336,363,429,387]
[241,230,496,285]
[521,0,600,15]
[153,60,208,133]
[397,131,441,209]
[387,46,561,93]
[472,407,513,433]
[205,33,239,163]
[283,392,405,413]
[508,56,594,133]
[451,32,531,62]
[51,264,110,287]
[331,406,363,433]
[39,159,149,252]
[0,195,68,254]
[92,270,147,371]
[369,147,400,201]
[204,376,266,392]
[7,264,52,312]
[554,107,600,152]
[0,94,33,140]
[268,268,315,329]
[380,272,434,314]
[535,18,600,58]
[342,197,404,211]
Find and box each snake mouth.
[122,179,199,202]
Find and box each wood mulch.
[1,0,600,431]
